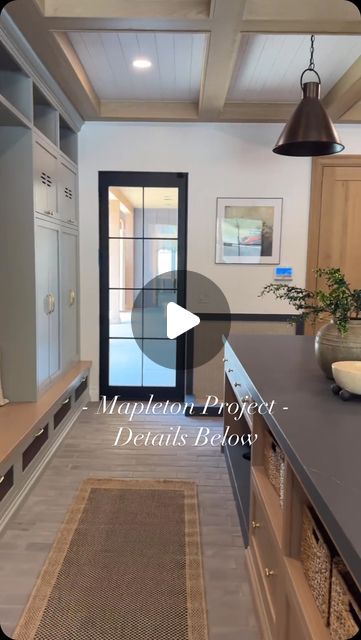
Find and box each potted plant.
[260,267,361,378]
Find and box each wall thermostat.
[274,266,293,280]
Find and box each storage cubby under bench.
[0,361,91,528]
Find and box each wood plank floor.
[0,403,261,640]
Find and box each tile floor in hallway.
[0,403,262,640]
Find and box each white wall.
[78,122,361,399]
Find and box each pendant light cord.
[300,34,321,88]
[309,34,315,70]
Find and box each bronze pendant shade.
[273,37,345,157]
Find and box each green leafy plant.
[260,267,361,335]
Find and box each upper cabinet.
[58,159,77,226]
[34,137,78,227]
[34,139,58,218]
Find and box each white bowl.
[332,361,361,395]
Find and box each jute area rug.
[14,478,208,640]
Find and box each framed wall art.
[215,197,283,264]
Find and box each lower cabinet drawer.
[0,466,14,502]
[75,375,88,401]
[22,424,49,471]
[250,488,282,631]
[54,397,71,429]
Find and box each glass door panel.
[100,173,187,399]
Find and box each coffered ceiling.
[3,0,361,123]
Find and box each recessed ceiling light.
[133,58,152,69]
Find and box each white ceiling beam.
[98,100,298,123]
[221,102,297,123]
[37,0,210,19]
[239,20,361,35]
[100,100,199,121]
[339,102,361,123]
[198,0,246,119]
[53,32,100,114]
[323,55,361,120]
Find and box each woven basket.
[263,431,285,509]
[329,558,361,640]
[300,505,333,624]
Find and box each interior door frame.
[98,171,188,400]
[305,155,361,335]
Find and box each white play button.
[167,302,200,340]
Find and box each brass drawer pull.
[252,521,260,529]
[228,368,234,373]
[265,568,275,578]
[35,428,44,438]
[0,475,5,484]
[69,289,76,306]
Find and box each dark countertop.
[226,334,361,589]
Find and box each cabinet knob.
[45,210,55,216]
[228,368,234,373]
[265,568,275,578]
[69,289,76,306]
[223,358,228,363]
[251,521,260,529]
[234,382,241,387]
[241,396,249,403]
[67,218,75,224]
[0,476,4,485]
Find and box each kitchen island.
[223,334,361,640]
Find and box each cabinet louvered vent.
[64,187,73,200]
[41,172,52,187]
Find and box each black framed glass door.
[99,172,187,399]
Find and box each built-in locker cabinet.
[34,138,58,218]
[36,219,61,388]
[61,227,79,371]
[58,160,77,225]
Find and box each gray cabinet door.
[58,161,77,225]
[61,228,78,371]
[34,140,58,218]
[35,220,60,387]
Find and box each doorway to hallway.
[99,171,188,399]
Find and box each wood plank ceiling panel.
[228,34,361,103]
[68,31,207,101]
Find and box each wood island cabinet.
[223,335,361,640]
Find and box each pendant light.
[273,35,344,156]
